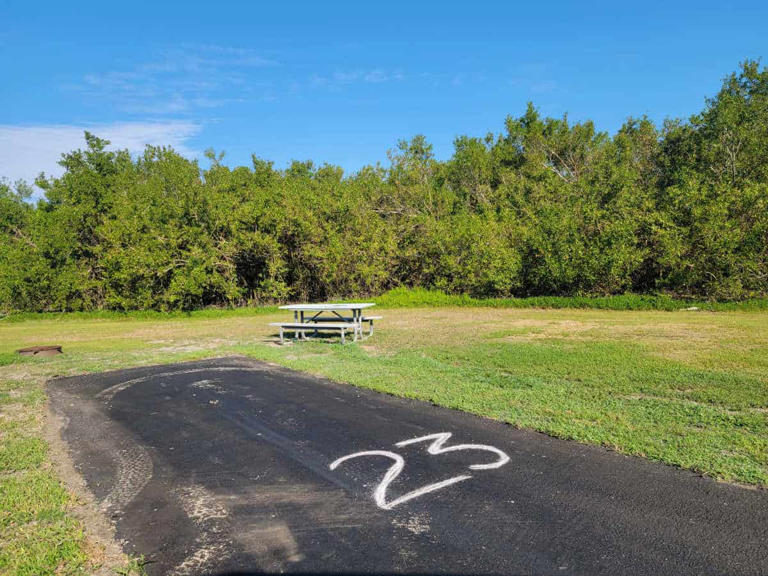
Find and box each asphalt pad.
[48,357,768,576]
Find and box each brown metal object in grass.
[16,345,63,357]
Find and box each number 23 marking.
[329,432,509,510]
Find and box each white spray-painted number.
[329,432,509,510]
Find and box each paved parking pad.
[48,357,768,575]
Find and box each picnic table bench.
[270,303,380,344]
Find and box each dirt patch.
[235,521,304,565]
[170,483,232,575]
[190,379,226,393]
[497,320,600,341]
[154,338,239,354]
[392,512,431,535]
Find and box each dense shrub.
[1,62,767,311]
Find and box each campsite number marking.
[329,432,509,510]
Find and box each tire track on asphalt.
[96,366,267,402]
[101,443,154,514]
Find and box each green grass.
[4,288,768,324]
[0,376,88,574]
[369,287,768,311]
[0,303,766,573]
[0,304,280,323]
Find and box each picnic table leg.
[310,311,320,338]
[355,309,362,341]
[300,311,306,340]
[293,311,299,341]
[341,328,346,345]
[279,326,284,345]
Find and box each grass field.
[1,303,767,574]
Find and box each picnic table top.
[278,302,376,311]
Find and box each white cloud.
[311,68,405,89]
[0,122,202,193]
[70,44,277,114]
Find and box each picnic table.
[270,303,381,344]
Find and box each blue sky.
[1,0,766,189]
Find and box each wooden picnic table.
[271,303,379,344]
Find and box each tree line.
[1,61,767,311]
